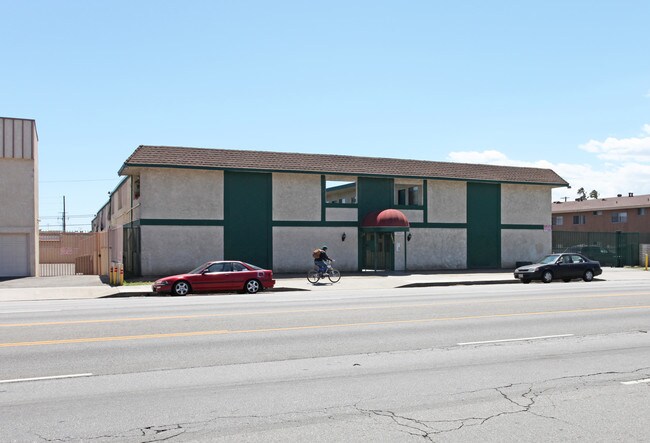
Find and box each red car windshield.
[187,261,264,274]
[188,262,211,274]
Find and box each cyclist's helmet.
[322,245,328,250]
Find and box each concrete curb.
[398,279,520,288]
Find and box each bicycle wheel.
[327,268,341,283]
[307,269,320,283]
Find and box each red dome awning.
[361,209,410,230]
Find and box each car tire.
[245,279,261,294]
[541,270,553,283]
[562,278,571,282]
[522,278,532,284]
[172,281,190,296]
[583,269,594,282]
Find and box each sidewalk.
[0,267,647,302]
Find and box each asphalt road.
[1,281,649,442]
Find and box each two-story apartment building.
[552,193,650,233]
[94,145,568,277]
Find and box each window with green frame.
[325,177,357,205]
[394,180,423,206]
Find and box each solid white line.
[458,334,574,346]
[1,310,63,314]
[0,373,93,384]
[621,378,650,385]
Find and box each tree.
[589,190,599,199]
[577,187,587,201]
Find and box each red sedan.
[152,261,275,296]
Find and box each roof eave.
[119,162,568,187]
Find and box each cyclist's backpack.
[312,249,321,259]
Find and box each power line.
[39,178,118,183]
[40,224,91,228]
[39,214,96,219]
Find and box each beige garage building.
[0,117,39,277]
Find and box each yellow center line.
[2,304,649,348]
[2,291,649,328]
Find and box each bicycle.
[307,260,341,284]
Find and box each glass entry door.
[362,232,394,271]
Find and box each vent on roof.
[629,192,634,197]
[617,194,622,197]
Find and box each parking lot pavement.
[0,267,647,302]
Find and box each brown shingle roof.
[119,145,569,186]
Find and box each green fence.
[552,231,650,267]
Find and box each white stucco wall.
[501,184,552,224]
[0,159,35,227]
[109,178,133,227]
[326,207,358,221]
[140,225,223,276]
[273,173,321,221]
[394,231,406,271]
[273,227,357,273]
[139,168,223,220]
[501,184,553,268]
[501,229,551,268]
[400,209,424,224]
[428,180,466,223]
[407,228,466,270]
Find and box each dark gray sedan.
[514,253,602,284]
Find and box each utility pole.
[62,196,66,232]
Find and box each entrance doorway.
[362,232,394,271]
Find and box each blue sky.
[3,1,650,231]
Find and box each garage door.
[0,234,29,277]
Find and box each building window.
[592,210,602,215]
[325,177,357,205]
[638,208,647,216]
[553,216,564,226]
[117,187,123,210]
[611,212,628,223]
[573,215,586,225]
[395,180,423,206]
[133,177,141,200]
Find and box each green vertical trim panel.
[357,177,395,271]
[224,171,272,269]
[467,183,501,268]
[357,177,394,220]
[423,180,428,224]
[321,175,326,222]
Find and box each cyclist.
[313,245,332,276]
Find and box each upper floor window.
[573,215,586,225]
[592,210,602,215]
[117,187,123,210]
[325,177,357,205]
[638,208,647,216]
[394,180,423,206]
[552,216,564,226]
[133,177,141,200]
[611,212,628,223]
